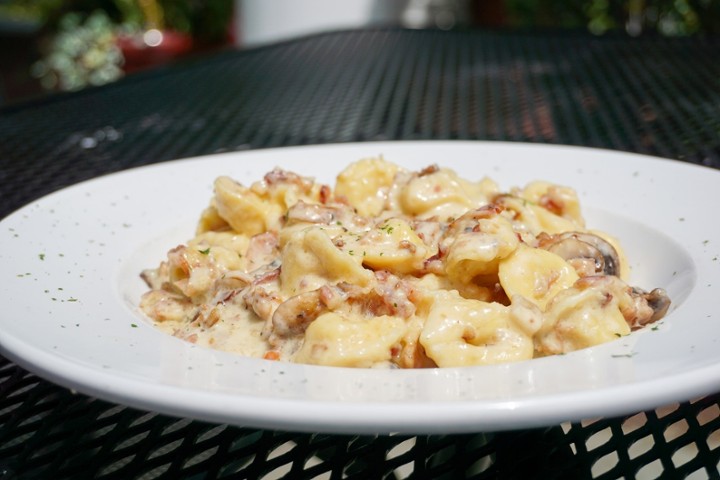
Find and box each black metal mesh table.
[1,28,720,479]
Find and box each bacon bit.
[575,275,605,290]
[318,285,337,307]
[201,307,221,328]
[254,267,280,285]
[422,252,444,275]
[478,203,503,217]
[264,169,315,193]
[447,205,502,234]
[418,164,440,176]
[221,289,240,303]
[264,351,281,361]
[535,270,561,297]
[319,184,331,204]
[264,168,300,185]
[186,334,198,344]
[602,292,614,308]
[333,238,346,248]
[364,295,392,317]
[243,286,281,321]
[168,246,191,276]
[374,269,388,281]
[398,240,417,253]
[424,251,442,264]
[248,231,279,255]
[540,195,564,216]
[406,286,423,304]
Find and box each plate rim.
[1,140,719,434]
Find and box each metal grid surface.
[1,28,720,479]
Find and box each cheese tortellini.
[140,157,671,369]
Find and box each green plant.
[30,10,124,91]
[1,0,233,42]
[504,0,720,35]
[13,0,233,92]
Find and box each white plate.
[0,141,718,434]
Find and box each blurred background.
[1,0,718,106]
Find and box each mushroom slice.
[270,289,329,338]
[539,232,620,277]
[626,287,671,328]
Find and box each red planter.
[116,29,193,73]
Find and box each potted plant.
[26,0,233,92]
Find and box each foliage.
[504,0,720,36]
[29,10,124,91]
[2,1,233,93]
[1,0,234,43]
[2,0,717,95]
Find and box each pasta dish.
[140,157,670,368]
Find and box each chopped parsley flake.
[39,253,45,261]
[198,248,211,255]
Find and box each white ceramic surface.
[0,141,718,434]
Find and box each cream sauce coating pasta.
[140,156,671,368]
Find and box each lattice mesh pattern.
[2,357,720,478]
[2,28,720,479]
[1,30,719,220]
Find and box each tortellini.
[140,156,670,368]
[280,227,373,296]
[335,157,399,217]
[420,291,535,367]
[498,245,579,311]
[295,312,407,368]
[357,218,433,274]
